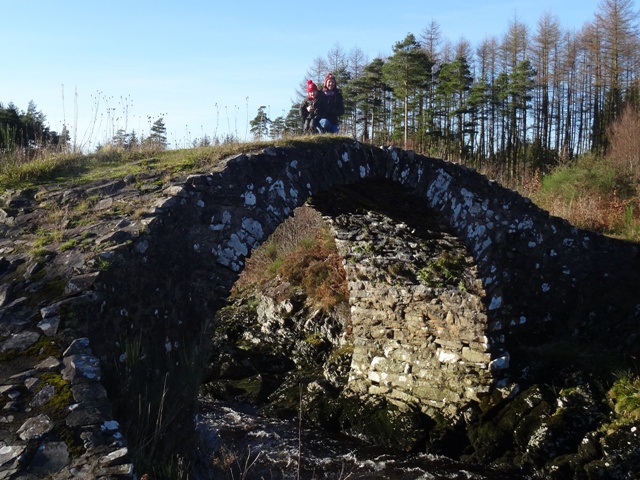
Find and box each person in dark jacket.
[299,80,325,134]
[319,72,344,134]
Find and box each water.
[193,399,528,480]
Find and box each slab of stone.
[0,284,11,307]
[17,414,53,441]
[99,446,129,467]
[62,353,101,383]
[63,272,100,297]
[29,384,55,408]
[27,441,69,475]
[34,356,61,372]
[0,331,40,354]
[66,407,105,428]
[0,312,31,335]
[37,316,60,337]
[0,444,25,468]
[71,382,108,404]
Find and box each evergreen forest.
[252,0,640,180]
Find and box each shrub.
[607,105,640,182]
[609,371,640,422]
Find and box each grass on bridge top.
[0,135,350,193]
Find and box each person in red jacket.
[319,72,344,134]
[299,80,325,134]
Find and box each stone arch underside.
[310,181,492,418]
[93,140,640,421]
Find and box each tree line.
[0,101,169,154]
[0,101,66,152]
[251,0,640,178]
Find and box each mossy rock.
[338,394,431,452]
[467,385,555,464]
[300,380,343,431]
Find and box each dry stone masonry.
[0,139,638,477]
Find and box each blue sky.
[2,0,608,150]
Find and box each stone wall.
[312,182,493,418]
[1,139,639,476]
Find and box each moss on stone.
[37,372,73,421]
[417,251,466,288]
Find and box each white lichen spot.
[541,283,551,293]
[528,241,537,248]
[101,420,119,431]
[213,245,235,266]
[342,151,349,163]
[489,353,510,371]
[193,243,200,252]
[489,296,503,310]
[210,210,232,231]
[517,217,534,230]
[359,165,367,178]
[270,180,287,200]
[165,339,172,352]
[519,316,527,324]
[266,176,273,183]
[243,191,257,206]
[550,249,557,257]
[196,199,205,208]
[289,187,299,201]
[228,233,248,257]
[468,223,486,239]
[289,160,298,169]
[242,218,264,245]
[426,170,452,208]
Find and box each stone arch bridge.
[93,139,640,420]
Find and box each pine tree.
[269,116,285,139]
[382,34,433,148]
[145,117,167,149]
[249,106,270,140]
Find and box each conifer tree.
[382,33,433,148]
[250,106,271,140]
[145,117,167,149]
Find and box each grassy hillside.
[525,154,640,242]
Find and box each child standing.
[299,80,325,134]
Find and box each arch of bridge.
[97,139,639,415]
